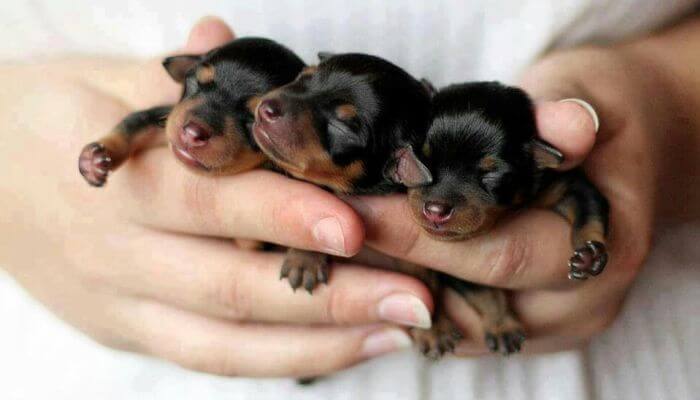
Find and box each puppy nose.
[423,201,454,225]
[258,99,284,123]
[181,121,211,147]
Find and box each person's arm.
[626,16,700,220]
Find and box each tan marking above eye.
[335,104,358,121]
[422,142,431,157]
[300,65,318,76]
[195,64,216,85]
[246,96,263,114]
[479,155,499,170]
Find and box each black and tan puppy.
[252,52,434,294]
[252,53,519,358]
[409,82,610,281]
[78,37,305,186]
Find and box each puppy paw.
[568,241,608,280]
[78,142,113,187]
[484,319,525,356]
[411,319,463,360]
[280,250,329,294]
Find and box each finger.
[129,16,235,108]
[110,148,365,257]
[443,269,630,356]
[347,194,576,289]
[131,301,413,377]
[77,17,235,109]
[182,16,235,53]
[95,228,432,327]
[535,100,598,170]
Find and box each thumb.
[534,99,598,170]
[109,17,236,109]
[182,16,235,53]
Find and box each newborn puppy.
[252,52,433,293]
[252,52,488,359]
[78,37,305,186]
[409,82,610,281]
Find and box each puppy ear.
[384,145,433,187]
[532,139,564,169]
[420,78,437,97]
[326,120,367,162]
[162,55,202,83]
[317,51,335,62]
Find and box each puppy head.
[252,52,432,193]
[162,37,305,175]
[408,82,563,241]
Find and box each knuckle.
[396,223,422,257]
[325,286,355,324]
[261,195,293,244]
[483,235,530,287]
[213,271,252,320]
[182,175,222,233]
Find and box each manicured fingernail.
[312,217,347,256]
[361,328,413,358]
[559,98,600,133]
[377,293,432,329]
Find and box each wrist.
[620,42,700,220]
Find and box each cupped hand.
[0,18,435,377]
[347,46,662,355]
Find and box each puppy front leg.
[537,170,610,280]
[78,105,172,186]
[441,275,525,355]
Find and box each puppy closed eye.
[327,119,366,160]
[480,170,508,192]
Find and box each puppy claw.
[484,330,525,356]
[568,241,608,280]
[287,265,303,290]
[280,250,329,294]
[279,263,291,279]
[484,317,525,356]
[78,142,113,187]
[485,333,499,353]
[411,319,463,361]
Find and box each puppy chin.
[409,208,490,242]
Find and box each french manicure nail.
[312,217,347,256]
[361,328,413,358]
[377,293,432,329]
[559,98,600,133]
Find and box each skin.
[349,17,700,354]
[2,15,700,376]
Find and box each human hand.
[346,46,663,355]
[0,18,435,377]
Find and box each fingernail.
[377,293,432,329]
[312,217,347,256]
[195,15,224,26]
[559,98,600,133]
[361,328,413,358]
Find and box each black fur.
[171,37,306,146]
